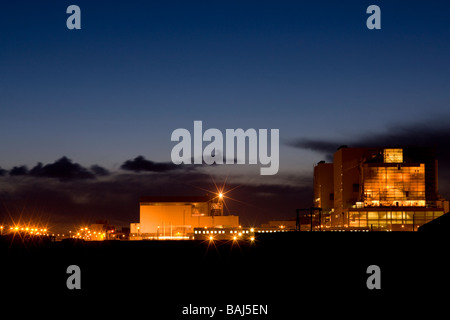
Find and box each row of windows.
[194,230,251,235]
[346,211,443,227]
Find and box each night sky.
[1,1,450,232]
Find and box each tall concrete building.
[313,161,334,225]
[313,146,448,231]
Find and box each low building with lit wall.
[313,146,449,231]
[130,196,239,239]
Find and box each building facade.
[131,196,239,239]
[314,146,448,231]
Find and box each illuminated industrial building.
[313,146,449,231]
[130,196,239,239]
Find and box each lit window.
[384,148,403,163]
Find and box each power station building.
[130,196,239,239]
[314,146,449,231]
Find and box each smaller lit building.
[130,196,239,239]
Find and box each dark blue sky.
[1,0,450,175]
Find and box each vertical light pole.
[218,192,224,216]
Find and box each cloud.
[286,138,342,161]
[90,165,110,177]
[28,157,95,180]
[120,156,180,172]
[4,157,112,181]
[287,119,450,154]
[9,166,29,176]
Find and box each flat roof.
[140,196,212,203]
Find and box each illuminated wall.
[332,147,373,226]
[139,203,239,235]
[383,148,403,163]
[313,162,334,212]
[362,163,425,207]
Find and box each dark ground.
[1,232,448,318]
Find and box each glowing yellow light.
[250,237,255,241]
[233,236,237,240]
[209,236,214,241]
[219,193,223,199]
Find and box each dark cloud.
[286,138,340,155]
[4,158,112,181]
[90,165,110,177]
[9,166,28,176]
[28,157,95,180]
[120,156,179,172]
[287,119,450,155]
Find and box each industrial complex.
[3,146,449,241]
